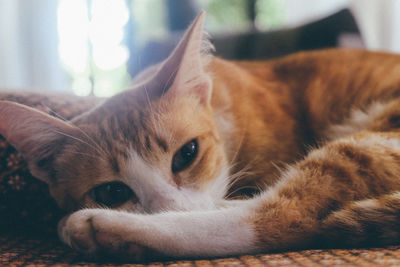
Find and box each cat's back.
[271,49,400,136]
[206,49,400,191]
[209,49,400,137]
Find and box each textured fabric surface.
[1,92,400,266]
[2,233,400,266]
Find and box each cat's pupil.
[90,182,134,207]
[172,139,198,173]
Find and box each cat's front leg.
[60,132,400,261]
[58,209,164,261]
[58,202,260,261]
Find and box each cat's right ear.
[146,11,213,105]
[0,101,79,185]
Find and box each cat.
[2,11,400,261]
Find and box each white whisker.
[66,151,107,162]
[52,130,106,158]
[40,103,68,121]
[161,66,179,96]
[75,125,112,158]
[225,185,259,200]
[40,102,111,159]
[143,83,161,137]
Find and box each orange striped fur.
[1,12,400,261]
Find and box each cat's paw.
[58,209,160,261]
[58,209,101,256]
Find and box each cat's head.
[0,12,229,213]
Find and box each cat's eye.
[172,139,198,173]
[90,182,135,207]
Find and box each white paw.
[58,209,160,261]
[58,209,101,255]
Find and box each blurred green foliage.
[256,0,284,29]
[205,0,252,32]
[205,0,284,32]
[131,0,168,45]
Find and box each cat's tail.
[319,192,400,247]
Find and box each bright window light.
[57,0,130,96]
[57,0,89,74]
[90,0,129,71]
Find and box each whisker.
[41,102,112,159]
[143,83,161,136]
[75,125,112,158]
[270,161,284,174]
[52,130,106,157]
[229,127,246,166]
[226,171,253,191]
[40,103,68,121]
[223,155,264,199]
[66,151,107,162]
[225,185,260,199]
[227,156,259,187]
[161,66,179,96]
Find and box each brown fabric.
[1,233,400,266]
[1,92,400,266]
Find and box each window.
[58,0,130,97]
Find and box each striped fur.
[2,12,400,261]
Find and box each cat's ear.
[150,11,213,105]
[0,101,79,184]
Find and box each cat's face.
[48,88,228,212]
[48,97,228,213]
[0,12,229,213]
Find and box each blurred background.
[0,0,399,97]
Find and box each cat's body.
[2,12,400,261]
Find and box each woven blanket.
[2,233,400,266]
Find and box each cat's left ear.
[150,11,213,105]
[0,101,80,185]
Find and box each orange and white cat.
[2,12,400,261]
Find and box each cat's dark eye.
[172,139,198,173]
[90,182,135,207]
